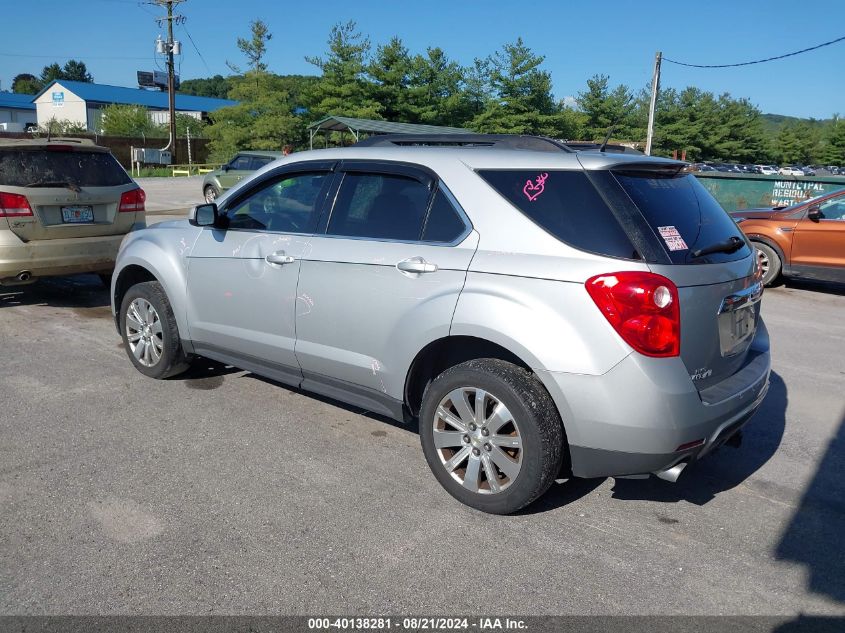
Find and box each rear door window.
[327,172,432,241]
[478,169,639,259]
[421,189,467,243]
[614,171,751,264]
[0,149,131,187]
[251,156,274,170]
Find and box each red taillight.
[586,271,681,357]
[119,188,146,213]
[0,192,33,217]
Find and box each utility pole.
[153,0,184,161]
[645,51,662,156]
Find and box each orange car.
[730,188,845,285]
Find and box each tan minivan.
[0,138,145,286]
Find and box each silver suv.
[111,135,771,514]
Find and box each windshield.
[614,170,751,265]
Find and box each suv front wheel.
[419,359,564,514]
[120,281,191,379]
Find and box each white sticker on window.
[658,225,689,251]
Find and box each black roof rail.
[353,134,576,153]
[556,141,643,155]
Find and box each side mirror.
[807,205,823,221]
[221,164,230,172]
[189,203,219,227]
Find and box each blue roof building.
[0,92,37,130]
[32,80,237,131]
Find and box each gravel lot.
[0,221,843,615]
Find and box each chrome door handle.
[265,251,295,265]
[397,257,438,274]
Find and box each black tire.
[753,242,782,286]
[203,185,220,203]
[119,281,191,379]
[419,359,565,514]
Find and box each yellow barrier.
[170,163,221,177]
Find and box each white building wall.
[34,82,88,129]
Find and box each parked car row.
[689,162,827,176]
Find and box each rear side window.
[251,156,274,170]
[614,171,751,264]
[327,172,432,241]
[421,189,466,243]
[0,149,131,187]
[478,170,639,259]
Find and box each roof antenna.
[599,96,634,152]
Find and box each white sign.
[658,225,689,252]
[51,91,64,108]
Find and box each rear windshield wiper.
[691,235,746,258]
[25,180,81,192]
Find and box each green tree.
[12,73,41,94]
[367,37,412,122]
[228,19,272,74]
[821,116,845,165]
[179,75,233,99]
[207,72,302,160]
[62,60,93,83]
[304,21,382,123]
[99,104,158,136]
[577,74,637,141]
[39,60,93,85]
[40,63,65,84]
[407,47,465,126]
[470,38,557,135]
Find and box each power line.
[664,34,845,68]
[181,24,212,75]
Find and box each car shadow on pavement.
[604,370,789,507]
[774,410,845,604]
[780,278,845,297]
[179,359,243,390]
[0,274,110,310]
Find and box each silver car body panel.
[112,145,772,480]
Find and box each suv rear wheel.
[120,281,191,379]
[419,359,564,514]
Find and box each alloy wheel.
[756,247,770,277]
[125,298,164,367]
[433,387,523,494]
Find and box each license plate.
[61,205,94,223]
[718,305,757,356]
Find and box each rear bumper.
[539,320,771,479]
[0,229,141,283]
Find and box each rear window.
[478,170,639,259]
[614,171,751,264]
[0,149,132,187]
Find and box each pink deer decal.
[523,172,549,202]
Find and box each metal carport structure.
[307,115,472,149]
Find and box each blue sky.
[2,0,843,119]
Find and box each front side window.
[225,172,330,233]
[327,172,432,241]
[819,195,845,220]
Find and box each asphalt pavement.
[1,264,843,615]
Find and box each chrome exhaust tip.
[16,271,32,282]
[654,461,688,483]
